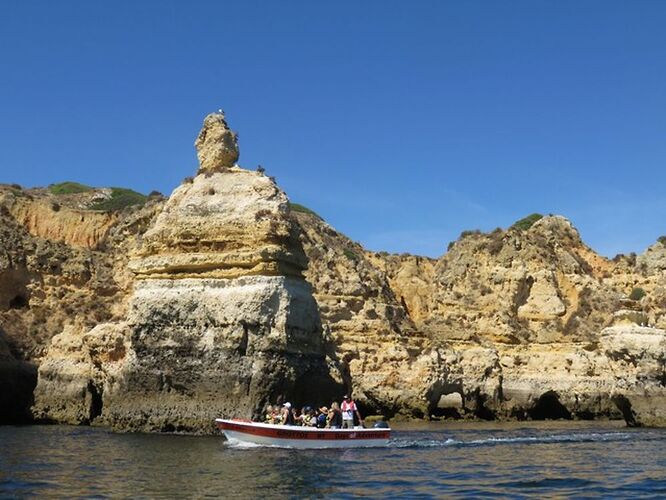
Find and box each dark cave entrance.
[612,394,638,427]
[9,294,28,309]
[528,391,572,420]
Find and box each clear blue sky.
[1,1,665,257]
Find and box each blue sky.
[1,1,665,257]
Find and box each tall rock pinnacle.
[195,112,239,173]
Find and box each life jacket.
[341,400,356,420]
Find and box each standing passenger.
[281,402,295,425]
[341,395,363,428]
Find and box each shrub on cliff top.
[90,187,147,212]
[629,287,646,301]
[511,213,544,231]
[49,181,93,195]
[343,248,359,261]
[289,202,322,220]
[459,229,482,239]
[658,235,666,246]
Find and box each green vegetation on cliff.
[49,182,93,195]
[629,287,646,301]
[90,187,147,211]
[289,202,322,220]
[511,213,544,231]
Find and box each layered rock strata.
[4,111,666,431]
[32,113,342,432]
[368,216,666,424]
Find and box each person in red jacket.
[341,395,363,428]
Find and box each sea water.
[1,420,665,498]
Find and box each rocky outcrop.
[130,167,306,280]
[370,217,666,425]
[292,210,440,417]
[195,112,239,173]
[5,111,666,431]
[32,113,342,432]
[0,184,162,422]
[7,196,117,249]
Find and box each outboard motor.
[373,420,390,429]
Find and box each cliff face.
[292,211,441,417]
[31,113,342,432]
[368,216,666,423]
[291,211,666,424]
[0,185,161,423]
[2,112,665,431]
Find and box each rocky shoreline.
[1,112,665,433]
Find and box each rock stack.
[33,112,342,432]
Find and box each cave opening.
[612,394,638,427]
[430,407,462,419]
[9,294,28,309]
[529,391,572,420]
[87,381,103,422]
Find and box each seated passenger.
[305,407,317,427]
[281,402,295,425]
[328,402,343,429]
[317,407,328,428]
[264,405,274,423]
[297,406,313,426]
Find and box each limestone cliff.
[369,216,666,424]
[2,112,665,431]
[32,113,342,432]
[292,210,440,417]
[0,185,161,423]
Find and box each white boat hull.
[216,419,390,449]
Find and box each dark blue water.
[1,421,665,498]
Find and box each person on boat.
[341,395,363,428]
[264,405,274,423]
[281,402,296,425]
[297,408,306,426]
[328,402,343,428]
[316,407,328,428]
[301,406,317,427]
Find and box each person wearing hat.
[281,402,295,426]
[341,394,363,429]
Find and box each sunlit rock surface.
[3,111,665,431]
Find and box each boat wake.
[390,431,635,449]
[225,438,268,449]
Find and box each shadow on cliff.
[0,327,37,424]
[262,287,346,414]
[269,223,347,413]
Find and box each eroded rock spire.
[195,111,239,173]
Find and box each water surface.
[1,421,665,498]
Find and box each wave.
[390,431,634,449]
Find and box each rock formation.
[2,111,665,432]
[32,113,342,432]
[194,112,239,173]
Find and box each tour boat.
[215,419,391,449]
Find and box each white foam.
[389,432,633,449]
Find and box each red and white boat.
[215,419,391,449]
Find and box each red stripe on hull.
[216,420,390,441]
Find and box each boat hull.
[216,419,390,449]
